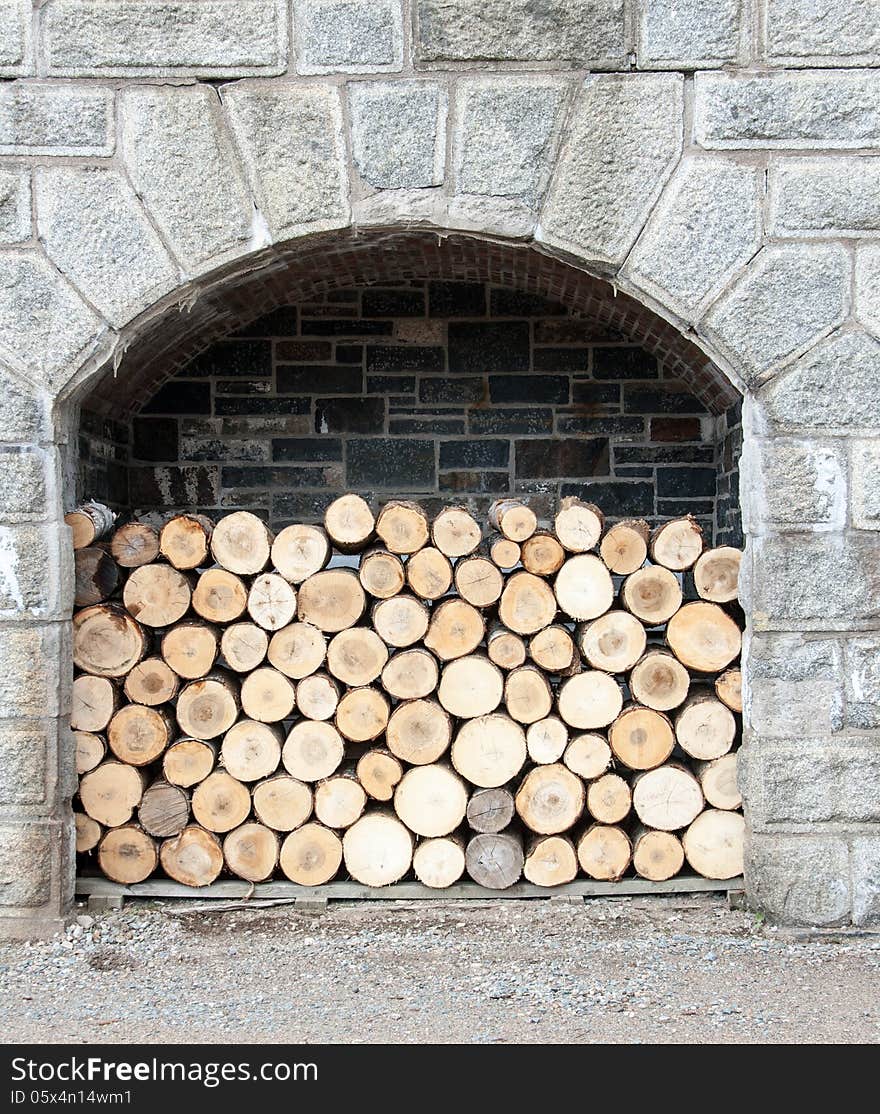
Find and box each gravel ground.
[2,893,879,1044]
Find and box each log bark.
[79,761,144,827]
[451,713,526,788]
[557,671,623,730]
[247,572,297,631]
[520,531,566,576]
[326,626,388,687]
[356,748,404,802]
[371,594,430,647]
[675,690,736,760]
[454,555,504,609]
[393,763,468,838]
[315,771,368,830]
[138,779,189,838]
[406,546,453,600]
[240,667,296,723]
[375,500,430,554]
[578,611,646,673]
[577,824,632,881]
[438,654,504,718]
[192,568,248,623]
[74,546,120,607]
[498,571,557,635]
[159,513,214,570]
[380,647,439,700]
[489,498,537,543]
[586,772,632,825]
[666,601,742,672]
[223,822,280,882]
[335,685,390,742]
[629,649,690,712]
[694,754,741,811]
[682,810,745,880]
[424,598,485,661]
[123,564,192,627]
[267,621,327,679]
[563,733,612,780]
[632,764,704,831]
[714,668,743,713]
[465,831,524,889]
[297,569,366,632]
[159,825,224,887]
[650,516,704,571]
[343,811,414,886]
[693,546,742,604]
[74,730,106,775]
[358,548,405,599]
[465,787,515,834]
[599,518,650,575]
[554,555,614,621]
[324,493,375,553]
[621,566,683,626]
[524,834,578,887]
[160,621,219,680]
[487,626,526,671]
[111,521,160,568]
[124,657,179,706]
[191,771,251,833]
[71,674,120,732]
[252,775,313,831]
[73,604,147,677]
[553,497,604,553]
[108,704,174,766]
[295,672,340,721]
[489,536,521,570]
[162,738,216,788]
[221,719,283,781]
[65,501,116,549]
[98,825,158,884]
[515,763,585,834]
[220,621,269,674]
[176,672,240,740]
[504,665,553,725]
[529,625,577,674]
[386,698,452,766]
[279,822,343,884]
[432,506,482,558]
[282,720,345,782]
[526,716,569,765]
[75,812,103,853]
[210,510,272,575]
[609,705,676,771]
[413,835,466,889]
[271,524,331,584]
[632,826,685,882]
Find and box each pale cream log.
[666,601,742,672]
[252,775,313,831]
[586,772,632,825]
[335,686,390,743]
[111,521,160,568]
[489,498,537,543]
[632,764,704,831]
[504,665,553,725]
[267,622,327,679]
[438,654,504,718]
[577,824,632,881]
[451,713,526,788]
[326,627,388,687]
[138,780,189,838]
[555,555,614,621]
[557,671,623,730]
[240,667,296,723]
[297,569,366,633]
[489,536,521,569]
[621,565,683,625]
[465,787,515,833]
[465,832,524,889]
[159,514,214,570]
[295,672,340,721]
[431,506,482,558]
[487,626,527,671]
[176,672,240,740]
[224,822,279,882]
[160,621,219,680]
[314,773,367,829]
[529,625,577,673]
[394,764,468,837]
[75,812,103,853]
[221,720,283,781]
[71,675,120,732]
[162,738,216,788]
[79,762,144,827]
[693,546,742,604]
[632,827,685,882]
[343,811,414,886]
[356,748,404,802]
[694,754,741,811]
[629,650,690,711]
[107,705,174,766]
[191,771,251,833]
[375,500,430,554]
[520,531,566,577]
[682,810,745,880]
[159,825,224,887]
[98,825,158,884]
[563,733,612,780]
[271,524,331,584]
[73,604,147,677]
[454,556,504,609]
[123,564,192,627]
[279,822,343,884]
[675,691,736,760]
[65,501,116,549]
[524,834,578,887]
[192,567,248,623]
[247,572,297,631]
[220,622,269,673]
[498,571,557,635]
[381,648,439,700]
[124,657,179,706]
[609,705,675,770]
[413,835,466,889]
[210,511,272,575]
[515,763,585,834]
[282,720,345,782]
[553,497,604,553]
[526,716,569,764]
[650,516,704,572]
[74,730,106,775]
[599,518,650,575]
[406,546,453,600]
[358,548,406,599]
[371,593,430,647]
[324,493,375,553]
[386,699,452,765]
[578,611,646,673]
[714,668,743,713]
[424,598,485,661]
[74,546,120,607]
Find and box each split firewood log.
[666,601,741,672]
[650,516,704,571]
[599,519,649,575]
[431,505,482,558]
[160,621,219,680]
[524,835,578,887]
[406,546,453,600]
[693,546,741,604]
[71,674,120,732]
[192,567,248,623]
[629,649,690,711]
[79,762,144,827]
[74,546,120,607]
[159,825,224,887]
[221,720,283,781]
[682,809,745,880]
[220,621,269,673]
[252,775,313,832]
[73,604,147,677]
[609,705,676,771]
[65,501,116,549]
[386,699,452,765]
[279,822,343,884]
[124,657,179,706]
[576,824,631,881]
[526,716,569,765]
[465,786,515,834]
[465,831,524,889]
[123,564,192,627]
[162,738,216,788]
[489,498,537,543]
[413,835,466,888]
[394,764,468,838]
[324,493,375,553]
[553,497,603,553]
[111,521,160,568]
[343,811,414,886]
[358,548,405,599]
[577,611,646,673]
[451,713,526,788]
[554,554,614,621]
[632,826,685,882]
[424,598,485,661]
[210,510,272,575]
[375,501,430,554]
[515,763,585,834]
[159,513,214,570]
[271,524,331,583]
[282,720,345,782]
[224,822,280,882]
[98,825,157,884]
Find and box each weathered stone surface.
[624,157,761,315]
[0,624,69,718]
[854,243,880,338]
[417,0,626,66]
[769,157,880,236]
[756,742,880,825]
[0,0,32,76]
[852,838,880,925]
[0,84,113,156]
[695,71,880,149]
[751,533,880,626]
[766,0,880,66]
[0,254,104,392]
[0,721,47,805]
[349,82,446,190]
[845,635,880,728]
[454,78,569,207]
[0,525,72,620]
[120,86,254,274]
[44,0,286,77]
[638,0,742,67]
[746,833,851,926]
[540,74,683,266]
[0,448,48,523]
[0,822,53,907]
[747,634,844,737]
[746,438,846,532]
[0,367,48,442]
[758,331,880,432]
[851,440,880,531]
[0,168,29,244]
[36,168,180,327]
[702,245,848,384]
[295,0,403,74]
[223,85,347,241]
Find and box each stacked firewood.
[68,494,745,890]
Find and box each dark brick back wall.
[79,282,742,542]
